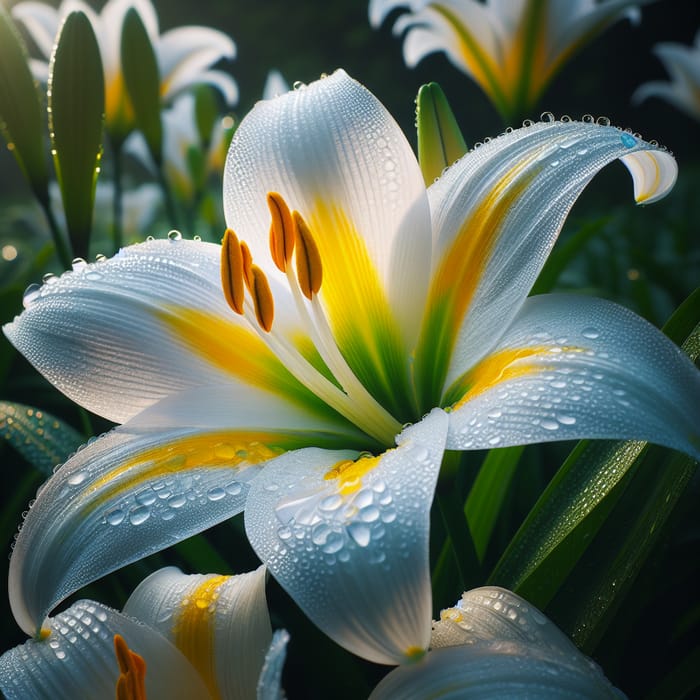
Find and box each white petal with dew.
[223,68,432,347]
[9,422,267,637]
[3,238,294,424]
[369,640,623,699]
[124,565,271,700]
[0,601,209,700]
[424,119,677,389]
[245,409,448,664]
[446,294,700,459]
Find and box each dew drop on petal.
[129,506,151,525]
[167,230,182,241]
[347,522,371,547]
[540,419,560,431]
[322,531,344,554]
[581,327,600,340]
[207,487,226,501]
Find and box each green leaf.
[48,11,105,260]
[489,287,700,613]
[194,84,219,148]
[416,82,467,186]
[0,6,49,199]
[121,7,162,165]
[0,401,84,475]
[465,445,524,561]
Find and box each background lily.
[0,564,287,699]
[633,28,700,122]
[12,0,237,143]
[3,69,699,670]
[369,0,647,122]
[370,586,624,698]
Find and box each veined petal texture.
[8,422,271,637]
[414,118,676,404]
[445,294,700,458]
[370,587,623,699]
[245,409,449,664]
[124,565,271,699]
[0,601,210,700]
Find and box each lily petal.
[445,294,700,458]
[371,586,623,698]
[223,69,432,410]
[413,119,676,407]
[257,629,290,700]
[0,600,210,700]
[124,565,271,699]
[157,26,237,104]
[8,418,299,637]
[245,409,449,665]
[3,238,326,424]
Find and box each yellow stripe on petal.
[416,158,542,408]
[306,200,412,416]
[324,453,385,496]
[173,575,230,699]
[445,346,582,410]
[89,431,286,510]
[157,305,314,405]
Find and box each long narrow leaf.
[0,6,49,200]
[49,11,105,259]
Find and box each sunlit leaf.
[0,5,49,200]
[465,446,524,561]
[0,401,84,475]
[416,82,467,185]
[121,7,162,165]
[48,11,105,259]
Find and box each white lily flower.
[3,70,698,667]
[370,586,625,698]
[633,28,700,122]
[12,0,237,139]
[369,0,646,121]
[0,564,287,700]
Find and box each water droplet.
[292,80,306,90]
[352,489,374,509]
[522,119,534,127]
[277,525,292,540]
[581,327,600,340]
[311,523,331,546]
[487,409,502,419]
[319,494,342,512]
[488,436,502,446]
[540,111,555,122]
[167,230,182,241]
[582,114,594,123]
[95,253,107,262]
[168,494,186,508]
[225,481,242,496]
[540,419,559,431]
[556,414,577,425]
[56,650,66,660]
[322,531,344,554]
[360,505,380,522]
[596,116,611,126]
[161,509,176,521]
[129,506,150,525]
[105,508,125,526]
[620,132,637,148]
[207,487,226,501]
[135,490,156,506]
[560,114,571,123]
[347,522,371,547]
[67,471,88,486]
[71,258,87,271]
[23,283,41,308]
[86,271,102,281]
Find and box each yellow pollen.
[250,264,275,332]
[220,228,245,314]
[404,646,427,663]
[324,453,382,495]
[267,192,296,272]
[38,627,51,640]
[114,634,147,700]
[240,241,254,293]
[293,211,323,299]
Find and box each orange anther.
[250,265,275,332]
[293,212,323,299]
[114,634,147,700]
[267,192,296,272]
[220,229,245,314]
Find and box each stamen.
[240,241,254,292]
[114,634,147,700]
[293,211,323,299]
[267,192,296,272]
[220,229,245,314]
[250,264,275,332]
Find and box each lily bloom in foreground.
[371,587,624,698]
[369,0,645,121]
[4,70,699,666]
[0,564,288,699]
[633,28,700,122]
[12,0,237,140]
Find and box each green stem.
[156,162,179,231]
[111,141,124,252]
[36,187,72,269]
